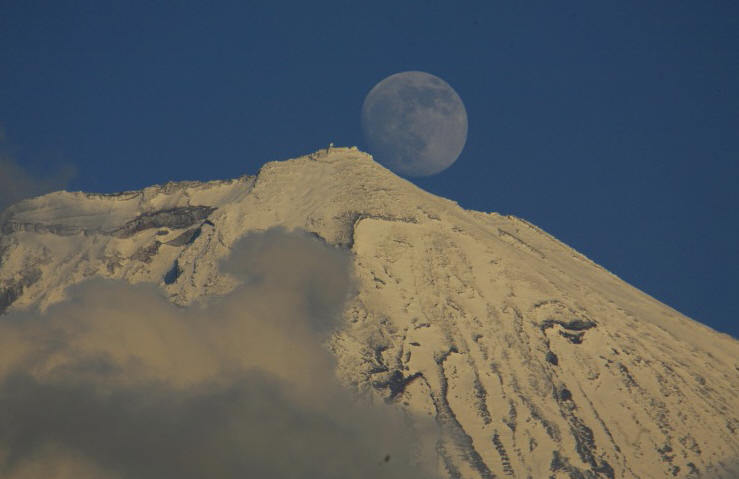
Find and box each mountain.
[1,147,737,478]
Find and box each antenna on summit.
[309,142,334,161]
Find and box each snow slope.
[1,147,737,478]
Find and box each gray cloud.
[702,460,739,479]
[0,229,439,478]
[0,128,75,212]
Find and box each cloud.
[702,459,739,479]
[0,128,75,212]
[0,228,439,479]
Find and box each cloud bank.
[0,229,438,478]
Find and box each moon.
[361,71,468,177]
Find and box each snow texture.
[1,146,737,478]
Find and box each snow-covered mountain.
[1,147,737,478]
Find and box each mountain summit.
[1,147,737,478]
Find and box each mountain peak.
[1,147,737,478]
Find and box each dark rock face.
[0,268,41,314]
[546,351,559,365]
[492,432,515,476]
[163,260,182,285]
[130,241,162,263]
[541,318,597,345]
[114,206,217,238]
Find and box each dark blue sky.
[1,1,737,338]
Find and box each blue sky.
[1,1,737,338]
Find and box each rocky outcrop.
[113,206,217,238]
[0,267,41,314]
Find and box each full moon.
[361,71,468,177]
